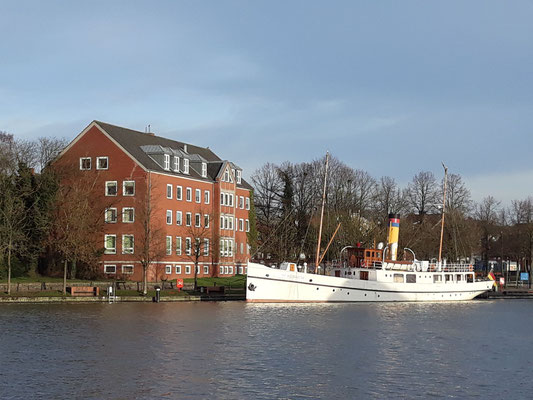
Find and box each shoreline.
[0,294,246,303]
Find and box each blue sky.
[1,1,532,204]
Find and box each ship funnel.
[388,213,400,261]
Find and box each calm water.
[1,300,533,399]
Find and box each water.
[1,301,532,399]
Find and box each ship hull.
[246,262,493,303]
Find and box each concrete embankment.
[0,294,245,303]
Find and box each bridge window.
[406,274,416,283]
[393,274,404,283]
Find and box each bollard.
[154,286,161,303]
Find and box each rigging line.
[297,205,317,263]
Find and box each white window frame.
[105,181,118,196]
[195,189,201,203]
[122,234,134,254]
[123,181,135,196]
[122,265,134,275]
[105,208,117,223]
[186,187,192,202]
[175,265,182,274]
[224,266,229,274]
[104,234,116,254]
[167,184,173,199]
[239,196,244,209]
[204,239,209,256]
[166,236,172,255]
[195,213,201,227]
[122,207,134,223]
[246,197,250,210]
[201,162,207,178]
[183,158,190,174]
[204,190,210,204]
[166,210,172,225]
[185,265,191,275]
[176,186,182,201]
[164,154,170,170]
[220,193,224,206]
[229,266,233,275]
[229,216,234,231]
[79,157,91,170]
[185,237,191,255]
[219,265,224,274]
[203,265,209,274]
[165,265,172,275]
[173,156,179,172]
[176,237,182,255]
[96,156,108,170]
[239,218,244,231]
[246,219,250,232]
[104,265,116,274]
[236,170,242,184]
[204,214,209,228]
[186,212,192,227]
[176,211,182,226]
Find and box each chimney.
[387,213,400,261]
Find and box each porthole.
[266,274,269,277]
[316,287,319,290]
[347,292,350,295]
[309,279,313,282]
[364,293,367,297]
[332,289,335,292]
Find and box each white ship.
[246,157,493,303]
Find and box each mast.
[438,162,448,264]
[315,152,329,272]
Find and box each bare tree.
[407,171,438,217]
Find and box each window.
[166,236,172,255]
[173,156,179,172]
[166,210,172,225]
[104,265,116,274]
[238,266,243,274]
[104,235,116,254]
[246,219,250,232]
[229,266,233,275]
[239,196,244,209]
[80,157,91,170]
[175,265,182,274]
[224,169,230,182]
[220,216,224,229]
[240,242,244,254]
[228,216,233,231]
[224,266,229,274]
[204,239,209,256]
[164,154,170,170]
[204,190,210,204]
[239,219,244,231]
[96,157,108,170]
[185,265,191,274]
[165,265,172,275]
[176,186,182,200]
[229,194,233,207]
[236,170,242,184]
[434,275,443,283]
[220,193,224,205]
[219,265,224,274]
[185,237,191,255]
[105,208,117,223]
[176,211,182,226]
[123,181,135,196]
[122,234,134,254]
[228,240,233,256]
[196,265,200,274]
[195,213,201,227]
[183,158,190,174]
[246,197,250,210]
[105,181,117,196]
[176,237,182,255]
[406,274,416,283]
[204,214,209,228]
[186,212,192,226]
[204,265,209,274]
[122,207,134,223]
[201,162,207,178]
[122,265,134,274]
[393,274,404,283]
[167,184,173,199]
[186,187,192,202]
[195,189,201,203]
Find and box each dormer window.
[201,162,207,178]
[236,170,242,184]
[183,158,190,174]
[164,154,170,170]
[224,168,230,182]
[173,156,179,172]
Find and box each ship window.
[434,275,442,283]
[445,274,452,282]
[456,274,462,281]
[406,274,416,283]
[393,274,404,283]
[467,274,473,283]
[360,271,369,280]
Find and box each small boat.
[246,158,493,303]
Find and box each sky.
[1,0,532,205]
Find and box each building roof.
[94,121,252,190]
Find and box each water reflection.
[0,301,532,399]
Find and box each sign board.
[176,279,184,289]
[499,277,505,286]
[510,262,518,271]
[520,272,529,281]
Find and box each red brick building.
[55,121,252,281]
